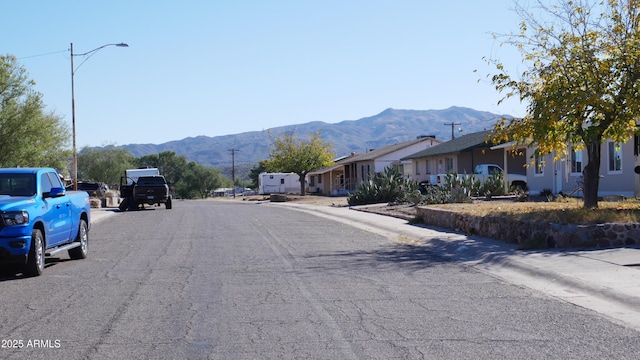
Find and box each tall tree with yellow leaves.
[487,0,640,208]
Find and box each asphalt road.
[1,200,639,359]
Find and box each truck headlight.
[1,211,29,226]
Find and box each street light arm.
[73,43,129,57]
[71,43,129,74]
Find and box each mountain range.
[112,106,511,169]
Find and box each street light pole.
[70,42,128,190]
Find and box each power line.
[17,49,68,60]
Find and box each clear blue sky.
[5,0,527,147]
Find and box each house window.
[415,161,420,175]
[535,151,545,175]
[361,165,371,182]
[445,157,454,172]
[309,176,315,187]
[318,175,322,184]
[425,160,430,174]
[571,148,583,173]
[608,141,622,172]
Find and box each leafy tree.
[174,162,226,199]
[248,160,268,189]
[137,151,188,187]
[0,55,70,170]
[77,146,135,186]
[263,132,335,195]
[486,0,640,208]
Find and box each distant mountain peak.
[110,107,511,168]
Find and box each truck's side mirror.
[635,166,640,174]
[48,187,66,198]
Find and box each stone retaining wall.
[416,206,640,249]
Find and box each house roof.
[347,136,440,163]
[309,137,441,175]
[308,163,345,176]
[401,130,494,160]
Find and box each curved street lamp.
[70,42,128,190]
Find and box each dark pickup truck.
[119,175,172,211]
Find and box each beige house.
[306,155,354,195]
[521,135,640,197]
[307,136,441,195]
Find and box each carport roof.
[401,130,494,160]
[308,163,345,176]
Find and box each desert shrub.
[420,185,450,204]
[442,173,473,203]
[540,188,554,202]
[512,185,529,201]
[481,171,506,197]
[347,167,417,205]
[404,189,424,205]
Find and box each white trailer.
[258,172,301,195]
[124,168,160,185]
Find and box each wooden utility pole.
[444,122,461,140]
[229,149,239,197]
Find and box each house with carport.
[402,128,640,198]
[401,130,527,184]
[307,136,442,195]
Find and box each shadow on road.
[0,257,69,281]
[307,243,454,272]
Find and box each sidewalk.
[90,206,118,224]
[275,202,640,331]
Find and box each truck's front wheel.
[25,229,45,277]
[69,219,88,260]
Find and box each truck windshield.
[0,174,36,196]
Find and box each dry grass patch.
[428,198,640,224]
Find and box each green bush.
[346,168,523,207]
[420,185,450,205]
[347,167,418,205]
[442,173,474,203]
[481,171,506,198]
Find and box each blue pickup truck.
[0,168,91,276]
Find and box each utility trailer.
[258,172,301,195]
